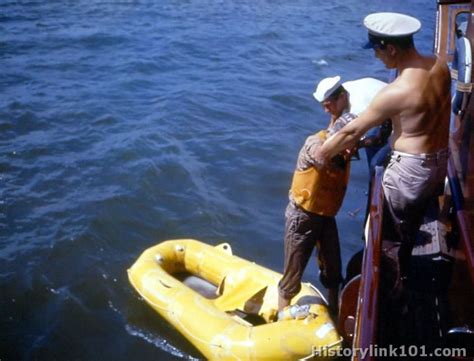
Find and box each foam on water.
[125,325,199,360]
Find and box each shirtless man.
[315,13,451,303]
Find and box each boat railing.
[445,0,474,285]
[448,148,474,285]
[352,166,384,361]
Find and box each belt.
[391,148,449,161]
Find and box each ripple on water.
[125,325,199,360]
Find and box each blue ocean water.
[1,1,436,360]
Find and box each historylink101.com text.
[311,344,467,358]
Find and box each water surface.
[1,1,436,359]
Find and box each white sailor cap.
[313,76,342,102]
[362,12,421,49]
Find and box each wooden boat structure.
[337,1,474,359]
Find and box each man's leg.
[380,154,441,344]
[278,205,320,311]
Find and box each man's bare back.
[387,55,451,154]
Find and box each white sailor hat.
[313,76,342,102]
[362,12,421,49]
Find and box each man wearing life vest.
[278,76,356,317]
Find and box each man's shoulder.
[391,73,414,87]
[397,57,450,90]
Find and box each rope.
[451,68,458,80]
[456,80,473,92]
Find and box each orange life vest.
[289,130,350,216]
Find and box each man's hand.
[343,147,358,160]
[331,147,357,168]
[357,136,377,149]
[313,147,327,168]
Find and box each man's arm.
[357,119,392,148]
[315,85,403,163]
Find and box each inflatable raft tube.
[128,239,342,360]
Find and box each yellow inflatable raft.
[128,239,342,360]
